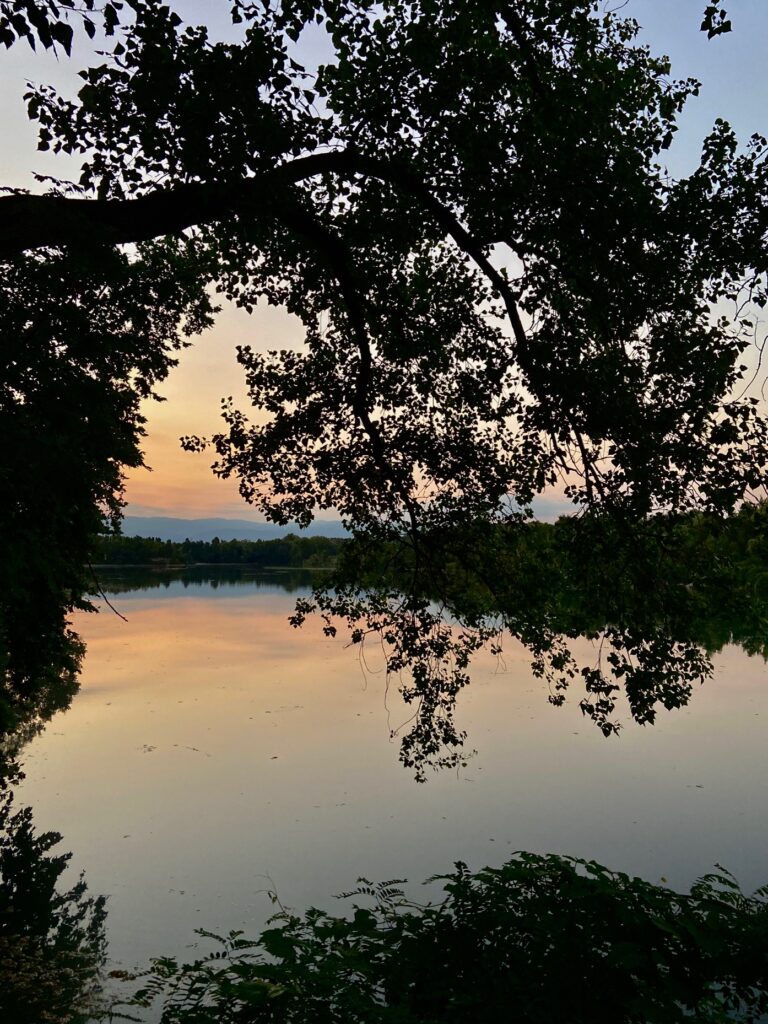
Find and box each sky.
[3,1,768,521]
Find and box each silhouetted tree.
[0,776,108,1024]
[1,0,765,755]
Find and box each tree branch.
[274,196,423,541]
[2,149,532,356]
[3,144,577,496]
[0,151,359,257]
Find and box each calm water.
[17,569,768,976]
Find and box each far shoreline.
[89,563,333,570]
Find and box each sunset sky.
[3,1,768,520]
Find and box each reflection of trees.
[2,508,768,778]
[0,607,83,748]
[0,568,316,745]
[93,565,319,597]
[302,507,768,778]
[1,0,767,774]
[0,776,108,1024]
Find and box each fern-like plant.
[109,853,768,1024]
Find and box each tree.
[0,236,215,737]
[1,0,766,764]
[0,771,108,1023]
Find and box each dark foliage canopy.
[118,853,768,1023]
[0,773,108,1023]
[1,0,766,763]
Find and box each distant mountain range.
[121,495,568,542]
[121,516,347,542]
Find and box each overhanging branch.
[1,149,530,352]
[3,144,572,489]
[0,151,358,257]
[273,196,424,542]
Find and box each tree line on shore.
[92,533,346,568]
[95,502,768,584]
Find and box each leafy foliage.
[114,853,768,1023]
[2,1,768,750]
[0,779,108,1023]
[701,2,732,39]
[0,238,215,736]
[0,0,121,55]
[15,0,768,524]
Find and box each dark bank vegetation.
[115,854,768,1024]
[0,772,108,1024]
[92,532,346,568]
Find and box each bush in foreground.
[114,853,768,1023]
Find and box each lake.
[16,568,768,980]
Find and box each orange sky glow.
[123,299,305,519]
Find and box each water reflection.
[91,566,319,597]
[14,572,768,980]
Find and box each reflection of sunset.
[18,578,768,974]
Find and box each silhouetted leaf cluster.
[2,1,767,764]
[116,853,768,1023]
[0,0,121,55]
[0,780,108,1024]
